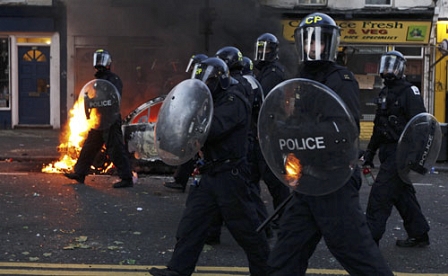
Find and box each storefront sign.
[282,19,431,44]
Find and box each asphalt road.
[0,158,447,275]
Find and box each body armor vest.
[373,82,411,142]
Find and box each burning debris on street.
[41,96,111,174]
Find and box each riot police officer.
[267,13,394,275]
[149,57,269,276]
[253,33,291,228]
[163,53,208,193]
[363,50,430,247]
[254,33,286,97]
[242,55,264,148]
[241,55,274,237]
[208,47,271,243]
[64,49,134,188]
[215,46,254,104]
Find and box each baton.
[256,192,294,233]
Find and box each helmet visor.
[185,57,195,73]
[294,26,340,63]
[379,55,404,79]
[192,63,216,82]
[192,63,229,91]
[255,40,272,61]
[93,52,111,68]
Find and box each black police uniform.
[268,62,394,275]
[163,81,270,276]
[243,73,271,234]
[365,77,430,244]
[253,59,291,217]
[243,73,264,134]
[73,70,133,183]
[206,69,271,242]
[232,71,255,104]
[243,71,272,235]
[255,59,285,98]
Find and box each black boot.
[163,181,185,193]
[396,233,429,247]
[64,173,85,184]
[113,178,133,188]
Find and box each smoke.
[68,0,293,117]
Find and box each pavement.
[0,128,61,162]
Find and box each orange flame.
[285,153,302,187]
[42,97,99,173]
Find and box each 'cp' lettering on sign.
[305,15,323,25]
[279,137,326,151]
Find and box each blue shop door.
[18,46,50,125]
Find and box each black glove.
[362,149,375,168]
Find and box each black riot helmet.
[192,57,231,93]
[254,33,280,62]
[379,50,406,80]
[241,56,254,75]
[185,53,208,73]
[93,49,112,70]
[294,13,340,63]
[215,46,244,71]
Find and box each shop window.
[0,38,10,109]
[364,62,378,74]
[405,60,422,76]
[404,59,422,88]
[344,45,386,121]
[394,46,423,58]
[393,46,423,89]
[344,45,385,75]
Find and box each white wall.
[394,0,433,9]
[437,0,448,18]
[328,0,363,9]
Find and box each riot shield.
[397,112,442,184]
[122,96,165,161]
[155,79,213,166]
[258,78,359,196]
[79,79,121,130]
